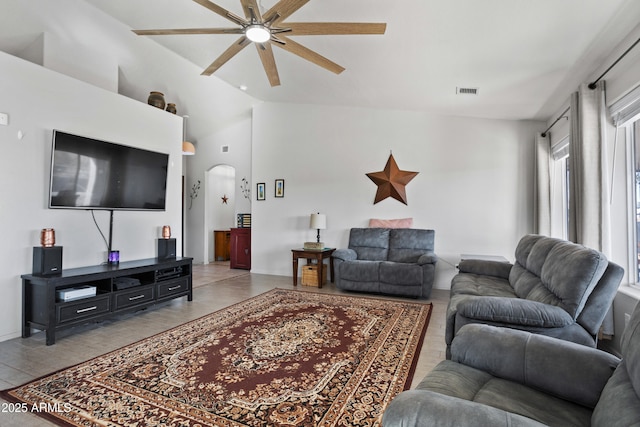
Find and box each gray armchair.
[446,235,623,357]
[383,299,640,426]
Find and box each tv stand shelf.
[21,257,193,345]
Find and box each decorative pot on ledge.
[148,91,166,109]
[166,103,177,114]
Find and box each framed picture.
[256,183,266,201]
[275,179,285,198]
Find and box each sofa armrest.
[457,296,575,327]
[418,251,437,265]
[458,259,512,279]
[382,389,547,427]
[451,324,620,408]
[332,248,357,262]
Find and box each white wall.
[252,103,544,289]
[0,0,258,267]
[185,114,254,264]
[0,0,257,342]
[0,51,183,341]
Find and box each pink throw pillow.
[369,218,413,228]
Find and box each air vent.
[456,87,479,95]
[221,145,229,153]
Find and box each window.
[551,137,570,240]
[632,121,640,281]
[610,84,640,284]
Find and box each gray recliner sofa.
[383,299,640,426]
[446,234,623,358]
[332,228,436,298]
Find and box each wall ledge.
[617,284,640,300]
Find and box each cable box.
[56,285,96,302]
[156,266,183,281]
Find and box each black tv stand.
[21,257,193,345]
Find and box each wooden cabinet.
[230,228,251,270]
[214,230,231,261]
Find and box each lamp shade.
[182,115,196,156]
[310,213,327,230]
[182,141,196,155]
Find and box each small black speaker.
[157,238,176,260]
[33,246,63,276]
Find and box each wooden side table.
[291,248,336,288]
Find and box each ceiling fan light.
[246,25,270,43]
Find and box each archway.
[204,164,236,263]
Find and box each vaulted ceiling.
[19,0,640,121]
[83,0,640,121]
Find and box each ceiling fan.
[133,0,386,86]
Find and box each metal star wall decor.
[366,154,418,205]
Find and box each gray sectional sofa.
[332,228,436,298]
[446,234,624,358]
[383,301,640,426]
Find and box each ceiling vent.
[456,87,479,95]
[221,145,229,153]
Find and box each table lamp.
[305,213,326,249]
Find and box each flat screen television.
[49,130,169,210]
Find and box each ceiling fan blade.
[201,36,251,76]
[263,0,310,25]
[240,0,262,22]
[274,35,345,74]
[285,22,387,35]
[192,0,248,26]
[133,28,244,36]
[256,43,280,87]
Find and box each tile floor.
[0,262,448,426]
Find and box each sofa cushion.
[388,228,435,263]
[417,361,592,427]
[452,273,516,298]
[380,261,422,286]
[473,378,592,427]
[382,389,548,427]
[456,297,575,328]
[509,235,608,319]
[452,324,618,408]
[348,228,389,261]
[339,260,379,282]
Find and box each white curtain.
[534,133,552,236]
[568,80,614,336]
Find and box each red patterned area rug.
[2,289,432,427]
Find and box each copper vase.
[162,225,171,239]
[40,228,55,247]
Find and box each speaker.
[33,246,63,276]
[157,238,176,260]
